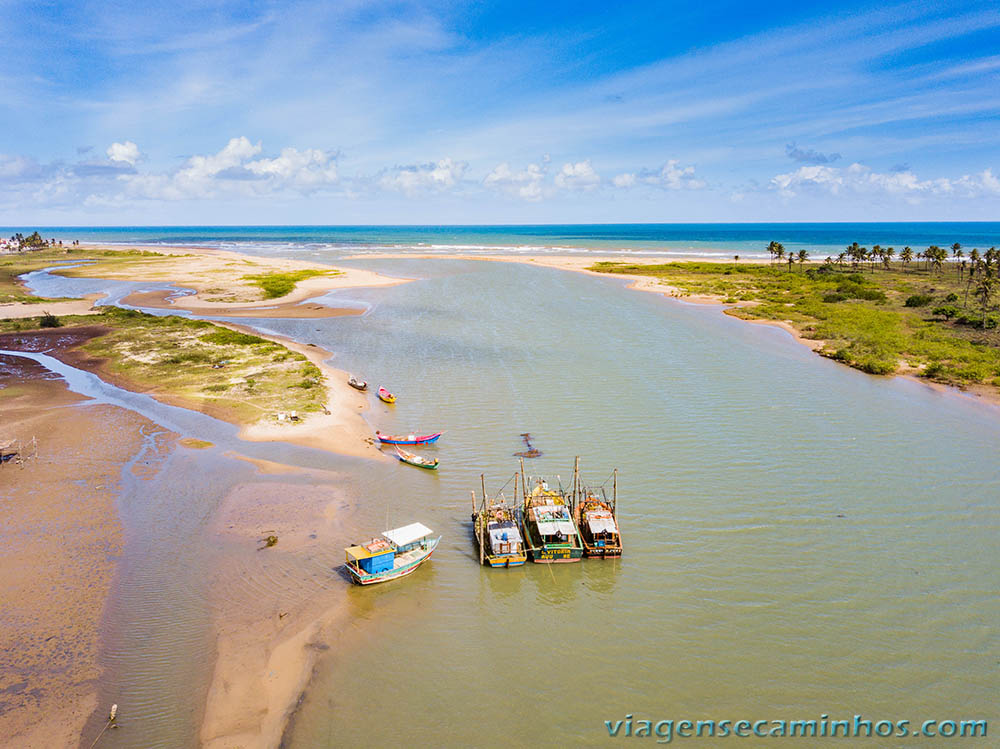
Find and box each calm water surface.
[24,254,1000,747]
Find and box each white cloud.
[379,158,466,195]
[554,160,600,190]
[483,161,545,201]
[612,160,705,190]
[116,137,339,200]
[771,163,1000,199]
[106,140,141,165]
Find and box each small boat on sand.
[344,522,440,585]
[376,431,442,445]
[471,475,526,568]
[395,446,439,470]
[520,474,583,563]
[348,376,368,391]
[377,386,396,403]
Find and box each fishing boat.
[569,459,622,558]
[471,474,527,568]
[377,386,396,403]
[376,431,442,445]
[519,470,583,563]
[347,376,368,391]
[395,446,439,470]
[344,522,440,585]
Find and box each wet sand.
[199,458,355,749]
[0,356,174,748]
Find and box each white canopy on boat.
[488,523,523,547]
[383,522,434,547]
[536,520,577,537]
[587,514,618,534]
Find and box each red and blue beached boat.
[375,431,442,445]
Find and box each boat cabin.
[345,537,395,574]
[529,503,577,544]
[584,508,619,547]
[488,519,523,555]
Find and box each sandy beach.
[0,354,175,749]
[199,458,356,749]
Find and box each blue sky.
[1,0,998,224]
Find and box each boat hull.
[345,538,438,585]
[377,433,442,445]
[582,544,623,558]
[527,546,583,563]
[486,553,527,568]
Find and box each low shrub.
[905,294,933,307]
[39,312,61,328]
[199,329,267,346]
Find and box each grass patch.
[590,260,1000,392]
[1,306,326,424]
[241,269,340,299]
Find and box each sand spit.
[71,243,409,317]
[200,460,355,749]
[0,293,103,320]
[0,356,173,749]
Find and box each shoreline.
[0,355,175,749]
[344,251,1000,411]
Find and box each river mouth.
[9,248,1000,747]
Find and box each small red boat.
[376,431,442,445]
[377,386,396,404]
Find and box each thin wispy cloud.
[0,0,997,222]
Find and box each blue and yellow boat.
[344,522,440,585]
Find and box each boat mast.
[613,468,618,513]
[519,458,527,500]
[573,456,580,511]
[479,475,486,565]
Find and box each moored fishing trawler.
[344,522,440,585]
[471,474,527,568]
[570,459,622,558]
[519,468,583,563]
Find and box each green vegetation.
[0,306,327,424]
[39,311,62,328]
[0,246,164,303]
[591,244,1000,392]
[241,269,340,299]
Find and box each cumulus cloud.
[771,163,1000,199]
[107,140,141,165]
[379,158,467,196]
[612,160,705,190]
[483,161,546,200]
[554,160,600,190]
[119,137,339,200]
[785,143,841,164]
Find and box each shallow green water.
[25,256,999,747]
[270,259,999,747]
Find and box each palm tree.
[786,252,795,272]
[883,246,895,270]
[766,241,778,264]
[974,273,995,326]
[734,254,740,267]
[797,249,809,269]
[774,243,786,266]
[837,251,847,268]
[900,246,913,271]
[872,245,882,273]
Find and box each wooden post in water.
[573,456,580,511]
[470,490,476,513]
